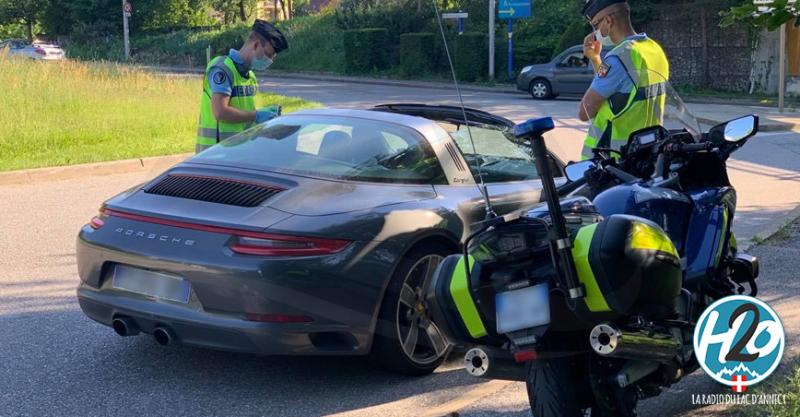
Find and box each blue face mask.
[251,55,273,71]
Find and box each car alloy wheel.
[395,254,448,366]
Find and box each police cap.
[252,19,288,53]
[583,0,628,20]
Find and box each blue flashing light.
[514,117,555,138]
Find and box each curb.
[0,154,191,186]
[696,116,796,133]
[140,65,522,95]
[740,204,800,252]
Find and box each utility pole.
[122,0,131,60]
[489,0,496,80]
[779,23,787,113]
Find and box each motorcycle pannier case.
[572,214,682,320]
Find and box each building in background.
[310,0,338,12]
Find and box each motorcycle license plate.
[495,283,550,334]
[112,265,191,304]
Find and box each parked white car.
[0,39,65,60]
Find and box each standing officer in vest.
[197,20,288,153]
[578,0,669,160]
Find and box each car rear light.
[231,235,351,257]
[34,47,46,56]
[89,207,109,230]
[245,313,314,323]
[103,208,352,257]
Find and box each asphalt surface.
[1,77,798,417]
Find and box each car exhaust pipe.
[112,317,139,337]
[464,347,527,381]
[589,322,679,362]
[153,327,174,346]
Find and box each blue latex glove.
[262,105,282,116]
[255,109,278,124]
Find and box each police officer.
[196,20,289,153]
[578,0,669,160]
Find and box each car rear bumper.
[77,283,363,355]
[75,216,404,356]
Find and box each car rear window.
[193,115,447,184]
[439,123,541,183]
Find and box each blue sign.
[498,0,531,19]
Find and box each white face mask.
[595,29,615,48]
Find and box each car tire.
[530,79,553,100]
[370,242,453,375]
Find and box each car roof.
[288,108,443,132]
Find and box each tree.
[722,0,799,30]
[0,0,47,41]
[212,0,257,23]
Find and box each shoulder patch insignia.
[598,62,611,78]
[212,71,227,85]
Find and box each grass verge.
[720,359,800,417]
[0,53,322,172]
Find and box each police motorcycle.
[424,69,761,416]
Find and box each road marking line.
[418,380,514,417]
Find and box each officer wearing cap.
[196,20,289,153]
[578,0,669,160]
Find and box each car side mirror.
[565,160,596,182]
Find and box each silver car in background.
[517,45,605,100]
[0,39,65,60]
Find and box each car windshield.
[192,115,447,184]
[441,122,540,182]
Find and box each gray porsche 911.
[76,104,565,375]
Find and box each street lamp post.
[489,0,496,80]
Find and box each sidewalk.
[689,102,800,132]
[142,64,800,133]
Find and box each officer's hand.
[262,105,282,116]
[256,109,278,124]
[583,32,601,60]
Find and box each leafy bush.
[399,33,437,76]
[343,28,389,73]
[454,32,487,82]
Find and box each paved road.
[1,78,798,417]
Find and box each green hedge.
[454,32,487,82]
[399,33,437,76]
[343,28,389,73]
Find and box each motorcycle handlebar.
[663,141,713,154]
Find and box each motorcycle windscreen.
[582,65,702,159]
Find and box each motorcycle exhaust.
[464,347,527,381]
[589,323,679,362]
[111,317,139,337]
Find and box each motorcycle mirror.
[723,115,758,143]
[709,115,759,145]
[565,160,596,182]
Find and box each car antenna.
[431,0,496,221]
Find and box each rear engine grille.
[145,175,283,207]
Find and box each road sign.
[442,12,468,19]
[498,0,531,19]
[123,1,132,17]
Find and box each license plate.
[495,283,550,334]
[112,265,191,304]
